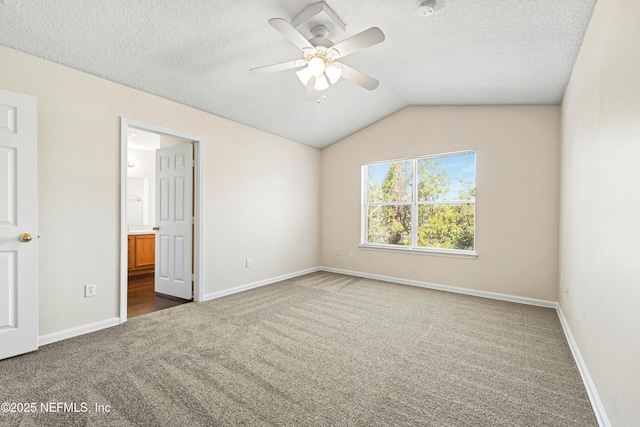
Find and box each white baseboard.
[320,266,557,308]
[556,306,610,427]
[201,267,321,302]
[38,317,121,346]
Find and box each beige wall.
[321,106,560,301]
[560,0,640,424]
[0,45,320,336]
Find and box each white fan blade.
[340,63,380,90]
[269,18,313,50]
[250,59,307,74]
[331,27,385,58]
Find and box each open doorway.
[119,119,205,322]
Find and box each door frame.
[119,118,205,323]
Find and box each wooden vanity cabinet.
[128,234,155,276]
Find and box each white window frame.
[360,150,477,259]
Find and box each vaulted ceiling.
[0,0,597,148]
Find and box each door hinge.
[192,274,195,281]
[191,217,195,224]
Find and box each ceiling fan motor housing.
[309,24,334,47]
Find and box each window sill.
[359,244,477,259]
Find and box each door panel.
[175,176,185,221]
[155,143,193,300]
[0,89,38,360]
[158,234,169,278]
[174,236,185,281]
[0,251,17,329]
[159,177,170,220]
[0,147,16,225]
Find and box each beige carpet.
[0,272,597,426]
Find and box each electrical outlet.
[246,258,252,268]
[349,250,354,258]
[336,248,341,256]
[85,284,96,297]
[561,276,569,296]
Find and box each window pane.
[417,204,474,250]
[367,205,411,246]
[367,160,412,203]
[418,153,476,202]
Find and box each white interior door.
[0,89,38,360]
[155,143,193,300]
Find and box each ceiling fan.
[250,17,385,101]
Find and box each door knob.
[152,226,159,231]
[19,233,33,242]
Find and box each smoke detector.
[416,0,445,17]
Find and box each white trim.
[360,165,367,244]
[194,139,206,302]
[319,267,556,308]
[556,306,611,427]
[359,244,478,259]
[410,158,418,246]
[417,200,475,205]
[367,201,413,207]
[119,120,128,323]
[38,317,120,346]
[416,149,475,161]
[202,267,321,301]
[119,118,206,323]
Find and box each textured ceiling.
[0,0,596,148]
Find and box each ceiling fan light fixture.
[296,67,312,85]
[308,57,326,77]
[314,74,330,91]
[325,63,343,84]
